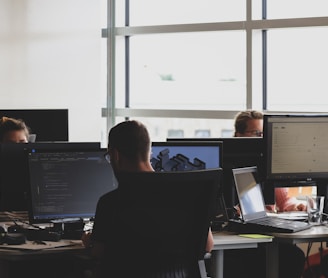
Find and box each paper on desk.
[0,240,82,250]
[238,234,273,239]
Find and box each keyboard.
[228,216,311,233]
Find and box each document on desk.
[0,240,82,250]
[238,234,273,239]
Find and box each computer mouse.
[3,233,26,245]
[7,225,25,233]
[0,226,5,234]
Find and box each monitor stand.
[51,218,85,239]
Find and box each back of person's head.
[234,110,263,137]
[0,116,30,143]
[108,120,151,163]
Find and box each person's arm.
[275,187,306,212]
[206,228,214,253]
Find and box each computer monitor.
[0,109,69,141]
[0,142,101,212]
[166,137,267,208]
[151,140,223,227]
[27,147,116,224]
[151,141,222,172]
[263,114,328,182]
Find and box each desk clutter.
[0,215,89,246]
[0,239,81,250]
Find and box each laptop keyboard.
[255,217,294,226]
[249,216,310,231]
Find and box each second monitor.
[166,137,267,208]
[151,141,222,172]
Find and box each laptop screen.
[232,166,267,221]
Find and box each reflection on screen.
[234,171,265,215]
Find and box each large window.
[2,1,327,144]
[106,0,328,141]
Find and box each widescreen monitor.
[27,147,116,224]
[151,141,222,172]
[0,109,69,141]
[0,142,101,212]
[263,114,328,182]
[166,137,267,207]
[151,140,223,225]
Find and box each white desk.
[211,231,273,278]
[212,225,328,278]
[268,224,328,277]
[271,225,328,244]
[0,239,87,278]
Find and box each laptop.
[229,166,311,233]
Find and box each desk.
[0,240,88,278]
[214,225,328,278]
[269,225,328,277]
[211,231,273,278]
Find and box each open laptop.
[229,166,311,233]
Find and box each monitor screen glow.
[151,141,222,172]
[264,114,328,181]
[27,148,114,223]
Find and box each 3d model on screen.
[151,148,206,171]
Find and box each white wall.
[0,0,107,144]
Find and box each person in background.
[0,116,30,143]
[234,110,263,137]
[234,109,306,212]
[82,120,214,277]
[222,109,305,278]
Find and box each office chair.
[95,168,222,278]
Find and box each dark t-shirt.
[91,186,198,278]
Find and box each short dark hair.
[0,116,30,142]
[234,110,263,135]
[108,120,151,162]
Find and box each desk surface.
[212,231,273,249]
[271,224,328,244]
[212,226,328,278]
[0,239,85,261]
[211,231,273,278]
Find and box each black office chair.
[94,168,222,278]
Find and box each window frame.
[103,0,328,131]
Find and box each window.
[106,1,328,139]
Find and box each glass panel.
[118,0,245,27]
[122,32,246,111]
[252,0,264,20]
[0,0,107,145]
[252,30,264,110]
[267,0,328,19]
[116,117,235,142]
[267,27,328,112]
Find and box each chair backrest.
[103,168,222,277]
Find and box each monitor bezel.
[166,137,267,207]
[0,142,101,213]
[26,146,114,224]
[0,109,69,142]
[263,113,328,181]
[151,140,223,171]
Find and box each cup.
[306,195,325,225]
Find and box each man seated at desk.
[82,120,214,277]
